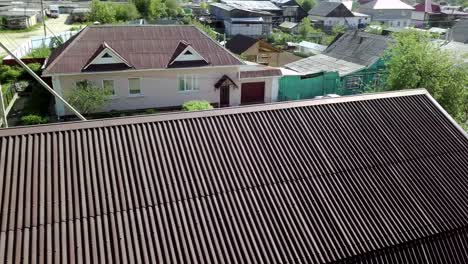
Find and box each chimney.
[425,0,432,13]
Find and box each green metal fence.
[278,70,388,101]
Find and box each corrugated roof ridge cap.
[0,89,431,137]
[43,26,91,75]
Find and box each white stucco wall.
[53,67,278,116]
[308,16,370,28]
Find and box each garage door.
[241,82,265,105]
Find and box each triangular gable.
[327,3,354,17]
[215,75,238,89]
[82,42,132,71]
[167,41,209,68]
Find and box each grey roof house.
[210,2,276,37]
[308,2,370,29]
[285,31,391,76]
[0,89,468,262]
[358,0,414,27]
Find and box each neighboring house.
[2,89,468,263]
[296,40,327,54]
[278,21,299,33]
[225,34,283,66]
[359,0,414,27]
[412,3,449,27]
[42,25,282,117]
[308,2,370,29]
[210,2,275,37]
[270,0,308,23]
[0,10,38,29]
[280,31,390,100]
[412,2,468,27]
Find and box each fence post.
[0,83,8,128]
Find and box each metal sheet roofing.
[222,0,281,11]
[308,1,343,16]
[43,25,243,75]
[0,90,468,263]
[285,54,365,76]
[360,0,414,10]
[325,31,391,67]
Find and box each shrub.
[67,80,112,114]
[0,65,21,82]
[21,114,49,125]
[145,108,158,114]
[24,46,52,58]
[182,100,213,111]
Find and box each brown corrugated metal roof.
[240,68,282,78]
[43,25,243,75]
[0,90,468,263]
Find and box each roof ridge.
[0,90,429,137]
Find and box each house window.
[345,76,362,89]
[372,74,381,87]
[178,74,199,92]
[103,80,115,95]
[128,78,141,95]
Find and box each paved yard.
[0,14,74,56]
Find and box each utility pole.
[0,42,86,121]
[0,83,8,128]
[40,0,47,38]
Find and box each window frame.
[345,75,363,90]
[102,79,116,96]
[128,78,142,96]
[178,74,199,92]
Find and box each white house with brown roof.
[43,25,282,117]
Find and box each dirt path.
[0,14,74,56]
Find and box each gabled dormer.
[82,42,133,72]
[167,41,210,68]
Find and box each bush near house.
[23,47,52,58]
[182,100,214,111]
[67,80,113,114]
[20,114,49,125]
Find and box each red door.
[241,82,265,105]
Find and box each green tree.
[298,17,314,39]
[299,0,316,12]
[88,0,116,24]
[332,24,346,35]
[67,80,112,114]
[114,3,140,21]
[200,2,209,11]
[385,30,468,124]
[133,0,151,17]
[148,0,167,19]
[165,0,180,17]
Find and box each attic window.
[102,53,112,58]
[184,50,193,55]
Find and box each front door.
[220,85,230,107]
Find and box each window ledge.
[178,90,200,94]
[128,94,144,98]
